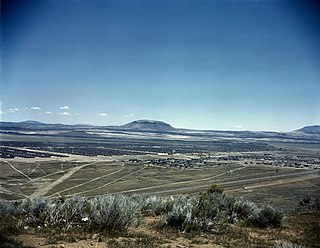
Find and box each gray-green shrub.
[50,196,91,227]
[0,185,284,233]
[249,205,283,228]
[274,240,305,248]
[88,194,141,231]
[159,197,194,231]
[133,195,175,215]
[0,200,19,216]
[233,198,256,220]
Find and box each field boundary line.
[29,162,97,198]
[66,166,148,197]
[120,170,319,195]
[32,167,74,181]
[49,167,125,197]
[112,166,245,194]
[224,174,320,192]
[3,161,32,181]
[0,186,28,198]
[298,177,320,189]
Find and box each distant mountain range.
[0,120,320,143]
[1,119,319,133]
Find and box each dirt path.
[32,168,72,182]
[49,167,125,197]
[66,166,148,197]
[225,173,320,192]
[29,162,97,198]
[0,186,27,198]
[115,168,319,195]
[29,163,43,175]
[3,160,32,181]
[219,169,319,187]
[113,166,245,194]
[164,170,320,195]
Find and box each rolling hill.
[295,125,320,135]
[119,120,175,131]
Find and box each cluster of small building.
[128,152,320,170]
[210,153,320,169]
[1,140,319,170]
[129,157,220,169]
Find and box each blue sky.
[1,0,319,131]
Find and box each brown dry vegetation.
[1,212,319,248]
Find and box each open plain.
[1,140,319,213]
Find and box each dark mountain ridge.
[1,120,319,136]
[295,125,320,135]
[120,120,175,131]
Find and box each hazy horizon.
[1,0,320,132]
[1,118,318,133]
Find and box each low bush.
[159,185,235,233]
[233,198,256,220]
[296,196,320,214]
[0,200,17,216]
[1,195,141,231]
[134,195,175,215]
[156,184,284,232]
[274,240,305,248]
[0,215,24,248]
[157,196,215,233]
[0,184,284,234]
[195,190,236,222]
[249,205,283,228]
[88,194,141,231]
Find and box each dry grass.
[2,209,319,247]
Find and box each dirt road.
[66,166,148,197]
[113,166,245,194]
[49,167,125,197]
[3,161,32,181]
[114,169,319,195]
[29,162,97,198]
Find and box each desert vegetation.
[0,185,284,233]
[2,184,309,247]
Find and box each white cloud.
[59,106,70,110]
[75,113,80,116]
[124,114,134,118]
[9,108,19,113]
[235,125,243,129]
[98,113,108,117]
[45,111,52,114]
[58,112,70,116]
[31,106,41,110]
